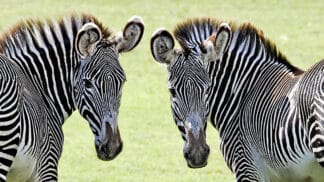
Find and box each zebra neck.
[0,20,84,122]
[4,49,76,122]
[207,32,299,130]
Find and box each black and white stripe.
[0,53,58,181]
[1,15,101,119]
[0,55,22,181]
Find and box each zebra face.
[151,29,211,168]
[73,17,144,161]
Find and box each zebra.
[151,18,324,181]
[0,14,144,181]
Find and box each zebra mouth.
[96,141,123,161]
[187,160,208,168]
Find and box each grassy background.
[0,0,323,181]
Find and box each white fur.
[7,152,37,181]
[268,152,324,182]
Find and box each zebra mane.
[174,18,303,74]
[174,17,221,54]
[0,13,112,52]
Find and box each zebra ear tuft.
[150,28,175,64]
[214,23,232,60]
[75,22,102,57]
[115,16,144,53]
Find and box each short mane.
[174,18,222,54]
[173,17,303,74]
[0,13,112,52]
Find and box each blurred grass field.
[0,0,323,181]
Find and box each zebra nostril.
[205,145,210,154]
[98,144,108,154]
[184,151,190,160]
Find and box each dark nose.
[184,144,210,168]
[97,140,123,161]
[183,128,210,168]
[96,123,123,161]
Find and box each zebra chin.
[95,123,123,161]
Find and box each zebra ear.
[201,33,217,63]
[75,22,102,57]
[214,23,232,60]
[115,16,144,53]
[150,28,175,64]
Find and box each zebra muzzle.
[96,121,123,161]
[183,128,210,168]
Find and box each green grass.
[0,0,324,181]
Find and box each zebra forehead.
[83,60,125,79]
[0,13,112,52]
[169,60,210,87]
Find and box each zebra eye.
[83,79,93,89]
[169,88,176,98]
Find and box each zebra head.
[151,23,232,168]
[151,29,212,168]
[73,16,144,161]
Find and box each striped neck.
[207,28,302,129]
